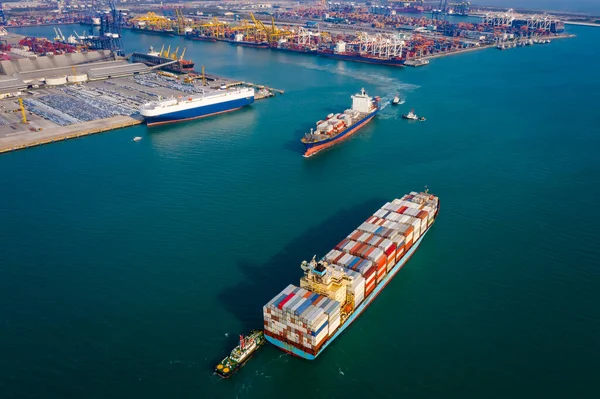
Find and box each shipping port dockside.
[0,41,279,154]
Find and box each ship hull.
[231,41,270,48]
[271,47,317,54]
[130,27,175,36]
[185,34,217,42]
[303,111,377,157]
[318,52,405,66]
[265,204,439,360]
[144,96,254,126]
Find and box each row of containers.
[315,109,361,135]
[263,191,439,356]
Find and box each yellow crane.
[18,98,27,124]
[130,12,172,30]
[175,8,187,35]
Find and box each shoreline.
[0,115,143,154]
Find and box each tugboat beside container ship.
[301,88,380,157]
[263,190,439,360]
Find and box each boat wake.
[280,59,419,93]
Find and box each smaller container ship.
[185,32,217,42]
[301,88,379,157]
[230,34,270,48]
[271,40,318,54]
[131,46,195,74]
[140,87,255,126]
[215,330,265,379]
[131,25,176,36]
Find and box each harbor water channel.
[1,24,599,399]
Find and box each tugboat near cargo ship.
[301,88,380,157]
[215,330,265,379]
[263,189,439,360]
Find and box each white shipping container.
[374,209,388,218]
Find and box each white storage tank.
[67,73,88,83]
[45,75,67,86]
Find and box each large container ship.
[318,41,405,67]
[264,190,439,360]
[301,88,379,157]
[318,49,405,66]
[140,87,255,126]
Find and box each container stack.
[344,269,365,309]
[335,238,388,284]
[263,284,342,356]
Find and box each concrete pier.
[0,115,142,154]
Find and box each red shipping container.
[278,293,295,309]
[335,238,349,250]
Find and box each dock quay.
[0,50,278,155]
[0,115,142,154]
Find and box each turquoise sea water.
[1,25,599,399]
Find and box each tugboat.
[392,95,401,105]
[215,330,265,379]
[402,108,419,120]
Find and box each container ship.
[318,49,405,66]
[271,39,318,54]
[185,32,217,42]
[301,88,379,157]
[130,26,176,36]
[131,46,195,74]
[318,41,405,67]
[263,190,439,360]
[230,34,270,48]
[140,87,255,126]
[215,330,265,379]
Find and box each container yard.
[264,190,439,359]
[2,2,574,68]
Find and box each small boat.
[402,109,420,121]
[419,116,426,121]
[392,95,401,105]
[215,330,265,379]
[133,136,142,141]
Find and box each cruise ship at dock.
[140,87,255,126]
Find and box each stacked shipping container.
[263,284,342,356]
